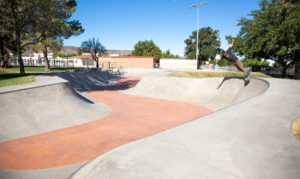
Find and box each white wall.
[160,58,197,70]
[73,58,94,67]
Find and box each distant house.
[20,54,94,68]
[82,52,91,56]
[68,55,94,67]
[97,56,159,69]
[109,54,120,57]
[21,53,53,66]
[19,54,161,69]
[48,55,94,68]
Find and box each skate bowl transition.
[0,69,300,179]
[122,76,269,111]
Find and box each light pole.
[189,2,207,69]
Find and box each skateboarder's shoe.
[245,71,250,81]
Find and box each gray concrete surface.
[0,75,112,142]
[0,163,84,179]
[0,70,119,178]
[0,70,123,142]
[1,69,300,179]
[120,68,180,76]
[71,77,300,179]
[122,76,269,111]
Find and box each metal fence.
[1,57,74,68]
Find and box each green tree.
[33,38,63,69]
[161,49,178,58]
[80,38,106,68]
[0,0,83,74]
[184,27,221,69]
[217,59,232,66]
[33,0,84,71]
[228,0,300,77]
[132,40,162,57]
[0,0,44,74]
[244,59,270,67]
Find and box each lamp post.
[189,2,207,69]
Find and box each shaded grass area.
[0,71,35,88]
[292,117,300,141]
[167,71,272,78]
[1,66,79,88]
[9,66,76,73]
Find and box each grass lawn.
[292,117,300,141]
[0,71,35,88]
[9,66,76,73]
[167,71,272,78]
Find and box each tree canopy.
[0,0,83,74]
[184,27,221,69]
[161,49,179,58]
[228,0,300,77]
[34,0,84,71]
[131,40,162,57]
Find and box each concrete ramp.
[0,76,110,142]
[71,77,300,179]
[123,76,269,111]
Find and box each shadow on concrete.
[40,69,120,92]
[39,69,124,104]
[103,77,140,91]
[68,84,95,104]
[217,77,249,89]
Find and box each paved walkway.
[0,76,211,170]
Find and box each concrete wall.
[98,57,158,69]
[160,58,240,72]
[160,58,197,70]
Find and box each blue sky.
[64,0,261,56]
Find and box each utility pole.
[189,2,208,69]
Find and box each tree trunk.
[281,64,288,78]
[295,61,300,79]
[16,31,25,75]
[18,49,25,75]
[1,54,8,69]
[2,58,8,68]
[43,44,50,71]
[95,57,99,68]
[0,43,8,68]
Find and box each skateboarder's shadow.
[217,77,249,89]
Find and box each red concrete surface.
[0,77,211,170]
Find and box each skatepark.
[0,69,300,179]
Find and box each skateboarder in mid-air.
[214,39,250,81]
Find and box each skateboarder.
[214,39,250,81]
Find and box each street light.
[189,2,207,69]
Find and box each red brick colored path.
[0,77,211,170]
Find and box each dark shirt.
[221,47,238,63]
